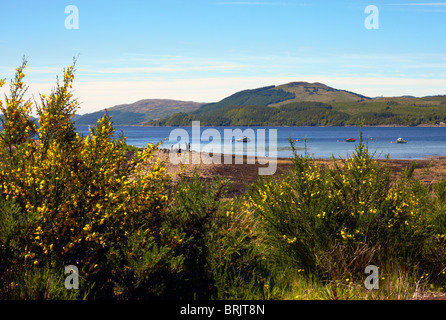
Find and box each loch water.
[76,125,446,160]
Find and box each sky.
[1,0,446,114]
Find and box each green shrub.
[163,173,267,299]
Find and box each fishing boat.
[345,138,356,142]
[396,137,407,144]
[236,136,250,142]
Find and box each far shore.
[143,124,446,127]
[77,123,446,128]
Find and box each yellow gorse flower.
[0,58,171,282]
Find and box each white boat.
[396,137,407,143]
[236,136,250,142]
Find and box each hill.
[148,82,446,127]
[75,99,204,125]
[193,82,369,115]
[193,85,295,114]
[272,82,370,105]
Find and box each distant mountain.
[148,82,446,127]
[72,82,446,127]
[75,99,205,125]
[192,82,369,116]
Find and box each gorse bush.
[0,58,266,299]
[0,58,173,298]
[244,126,446,284]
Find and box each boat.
[345,138,356,142]
[236,136,250,142]
[396,137,407,143]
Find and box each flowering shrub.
[244,128,446,282]
[0,58,267,300]
[0,59,172,298]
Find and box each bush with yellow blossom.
[0,58,174,299]
[244,126,446,285]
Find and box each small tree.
[0,57,35,155]
[36,58,79,152]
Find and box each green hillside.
[271,81,370,105]
[75,110,146,125]
[149,102,351,126]
[148,82,446,127]
[194,85,295,114]
[193,81,369,116]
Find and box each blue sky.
[1,0,446,113]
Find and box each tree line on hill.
[147,100,446,127]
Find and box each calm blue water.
[76,125,446,160]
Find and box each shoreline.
[153,150,446,196]
[157,147,446,162]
